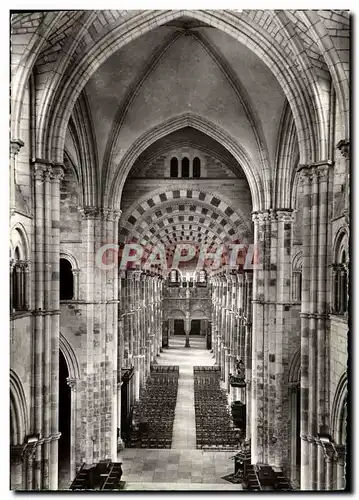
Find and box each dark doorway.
[174,319,185,335]
[190,319,201,335]
[58,350,71,489]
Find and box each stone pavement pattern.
[120,336,242,490]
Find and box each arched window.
[292,272,302,302]
[169,269,181,287]
[60,258,74,300]
[196,270,207,286]
[292,253,303,303]
[193,157,201,178]
[170,157,178,178]
[332,232,348,315]
[181,157,189,178]
[12,246,27,311]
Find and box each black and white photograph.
[8,6,351,492]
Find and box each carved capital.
[317,164,331,181]
[51,164,65,182]
[106,209,122,222]
[80,205,101,219]
[33,163,51,182]
[275,209,294,223]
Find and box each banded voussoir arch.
[122,214,248,251]
[120,187,252,238]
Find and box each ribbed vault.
[10,10,346,163]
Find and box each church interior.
[10,9,349,491]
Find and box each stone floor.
[120,336,242,491]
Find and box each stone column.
[273,210,293,469]
[298,162,333,490]
[32,162,46,489]
[78,207,119,465]
[299,167,312,490]
[10,138,24,212]
[251,211,266,463]
[66,378,78,480]
[245,272,253,441]
[336,445,346,490]
[184,286,191,347]
[50,164,65,489]
[316,164,332,487]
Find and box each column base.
[185,338,190,348]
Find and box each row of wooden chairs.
[194,370,241,450]
[125,369,179,449]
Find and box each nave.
[114,337,241,491]
[10,9,349,491]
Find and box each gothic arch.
[108,114,262,211]
[331,371,347,444]
[288,349,301,384]
[41,10,320,166]
[59,333,81,381]
[10,223,30,261]
[292,251,303,272]
[333,226,349,260]
[10,370,29,445]
[274,101,300,209]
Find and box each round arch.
[191,309,209,320]
[60,252,80,272]
[168,309,186,319]
[120,185,252,237]
[10,370,29,445]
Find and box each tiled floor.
[120,336,242,490]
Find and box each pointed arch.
[59,334,81,381]
[42,10,318,166]
[10,370,29,445]
[331,371,347,444]
[10,223,30,261]
[107,113,263,211]
[288,349,301,384]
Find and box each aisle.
[120,336,242,490]
[165,336,214,449]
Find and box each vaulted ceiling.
[12,9,349,267]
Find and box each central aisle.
[165,336,214,449]
[120,336,242,490]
